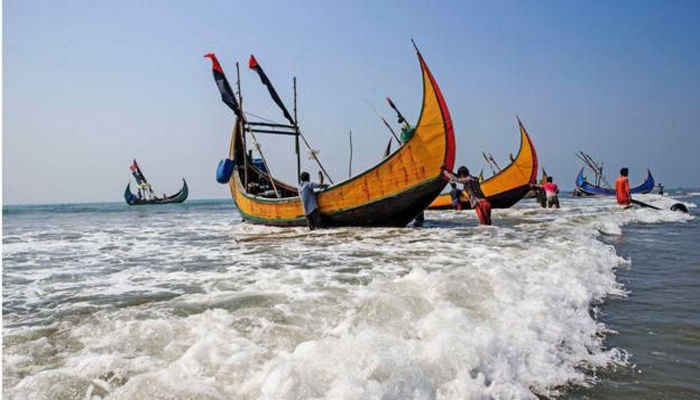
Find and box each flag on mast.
[248,55,295,125]
[204,53,243,119]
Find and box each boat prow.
[428,119,538,210]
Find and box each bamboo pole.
[299,131,334,184]
[292,83,333,184]
[482,152,497,175]
[488,153,502,171]
[348,130,353,177]
[367,101,400,142]
[236,61,249,188]
[246,126,280,198]
[294,77,301,184]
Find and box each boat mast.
[236,61,249,188]
[294,77,301,184]
[482,152,497,175]
[348,130,353,177]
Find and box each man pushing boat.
[441,165,492,225]
[299,171,327,230]
[532,176,560,208]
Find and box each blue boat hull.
[575,169,654,196]
[125,179,188,205]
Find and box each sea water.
[2,193,698,399]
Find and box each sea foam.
[2,196,694,399]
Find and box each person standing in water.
[449,182,463,210]
[442,165,492,225]
[616,167,632,207]
[399,120,415,143]
[536,176,560,208]
[299,171,326,230]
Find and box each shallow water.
[2,193,698,399]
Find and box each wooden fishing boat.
[575,168,654,196]
[428,120,538,210]
[225,49,455,227]
[124,179,188,205]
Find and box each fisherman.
[299,171,326,230]
[616,167,632,207]
[658,184,665,196]
[137,188,143,200]
[399,119,414,143]
[541,176,560,208]
[449,182,463,210]
[536,185,547,208]
[442,165,492,225]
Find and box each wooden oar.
[630,199,661,210]
[631,198,688,213]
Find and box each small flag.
[386,97,406,124]
[204,53,243,119]
[306,148,319,160]
[383,138,393,158]
[249,55,295,125]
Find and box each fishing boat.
[124,159,188,205]
[427,120,538,210]
[124,180,188,205]
[207,46,455,227]
[575,168,654,196]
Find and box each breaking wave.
[2,195,693,399]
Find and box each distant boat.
[124,179,188,205]
[428,120,538,210]
[124,159,188,205]
[575,168,654,196]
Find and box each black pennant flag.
[386,97,408,124]
[383,137,393,158]
[204,53,243,119]
[249,55,295,125]
[132,159,148,184]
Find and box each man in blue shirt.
[299,171,326,230]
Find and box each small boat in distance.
[575,168,654,196]
[124,159,188,205]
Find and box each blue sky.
[4,0,700,204]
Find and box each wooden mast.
[236,61,248,188]
[294,77,301,184]
[348,130,353,177]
